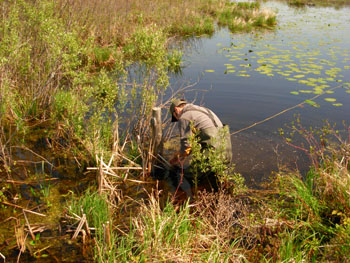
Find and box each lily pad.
[305,100,319,107]
[324,98,336,102]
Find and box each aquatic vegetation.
[67,189,117,262]
[285,0,350,7]
[188,125,245,194]
[1,0,350,262]
[167,49,183,73]
[215,2,350,107]
[215,2,277,32]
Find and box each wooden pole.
[149,107,163,172]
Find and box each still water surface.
[175,1,350,185]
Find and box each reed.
[274,121,350,261]
[114,193,245,262]
[67,188,119,262]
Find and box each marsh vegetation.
[1,0,349,262]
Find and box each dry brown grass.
[57,0,231,44]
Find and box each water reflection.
[172,1,350,185]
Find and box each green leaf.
[300,90,312,93]
[305,100,319,107]
[324,98,336,102]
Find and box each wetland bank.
[1,0,350,262]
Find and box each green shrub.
[188,125,245,194]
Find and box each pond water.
[174,0,350,185]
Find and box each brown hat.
[169,99,187,122]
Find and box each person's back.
[166,99,233,199]
[178,103,232,162]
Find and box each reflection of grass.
[284,0,350,7]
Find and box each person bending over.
[167,99,232,199]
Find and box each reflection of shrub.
[167,49,183,74]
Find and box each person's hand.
[169,154,180,165]
[169,148,191,166]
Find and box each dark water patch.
[0,125,98,262]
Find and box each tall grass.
[115,194,245,262]
[68,189,118,262]
[275,122,350,261]
[57,0,275,42]
[216,2,276,32]
[286,0,350,7]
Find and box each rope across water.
[230,83,345,136]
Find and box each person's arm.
[169,118,192,165]
[169,147,191,165]
[179,118,192,154]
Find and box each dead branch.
[72,214,86,240]
[23,210,35,241]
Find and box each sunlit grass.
[274,121,350,261]
[115,194,246,262]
